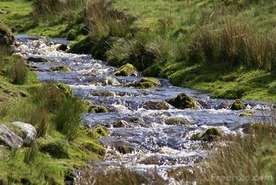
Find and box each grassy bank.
[72,0,276,102]
[0,24,106,184]
[1,0,275,102]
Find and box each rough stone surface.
[143,101,170,110]
[11,122,37,145]
[230,99,246,110]
[167,93,199,109]
[0,124,23,149]
[114,63,138,76]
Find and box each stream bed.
[15,36,273,184]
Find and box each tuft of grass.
[9,56,28,85]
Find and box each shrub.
[9,56,28,85]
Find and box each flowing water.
[15,36,273,184]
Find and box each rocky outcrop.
[230,99,246,110]
[0,124,23,149]
[114,63,138,76]
[10,122,37,145]
[133,77,161,89]
[166,93,200,109]
[143,101,170,110]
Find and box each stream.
[15,35,273,184]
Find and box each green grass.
[0,45,106,184]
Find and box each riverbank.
[1,0,275,102]
[0,23,106,184]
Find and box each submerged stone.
[114,63,138,76]
[50,65,71,72]
[133,77,161,89]
[28,56,48,63]
[230,99,246,110]
[167,93,199,109]
[165,116,192,125]
[143,101,170,110]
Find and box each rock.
[133,77,161,89]
[166,93,199,109]
[216,101,229,109]
[113,120,128,128]
[88,104,109,113]
[0,124,23,149]
[0,23,14,46]
[104,76,120,86]
[56,44,67,51]
[114,63,138,76]
[28,57,48,63]
[10,122,37,145]
[239,110,253,117]
[143,101,170,110]
[140,155,161,165]
[165,116,192,125]
[91,89,115,97]
[230,99,246,110]
[113,141,135,154]
[50,65,70,72]
[191,128,222,142]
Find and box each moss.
[230,99,246,110]
[40,141,69,159]
[167,93,199,109]
[191,128,222,142]
[133,77,161,89]
[114,63,137,76]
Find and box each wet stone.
[167,93,200,109]
[143,101,170,110]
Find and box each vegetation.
[0,34,106,184]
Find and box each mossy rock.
[133,77,161,89]
[167,93,199,109]
[230,99,246,110]
[114,63,138,76]
[50,65,70,72]
[191,128,222,142]
[0,23,14,46]
[40,141,69,159]
[69,36,93,54]
[165,117,191,125]
[143,101,170,110]
[88,104,109,113]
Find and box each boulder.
[0,124,23,149]
[113,140,135,154]
[56,44,67,51]
[10,122,37,145]
[166,93,199,109]
[143,101,170,110]
[230,99,246,110]
[28,56,48,63]
[133,77,161,89]
[0,23,14,46]
[165,116,192,125]
[114,63,138,76]
[191,128,222,142]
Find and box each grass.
[0,41,106,184]
[195,123,276,185]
